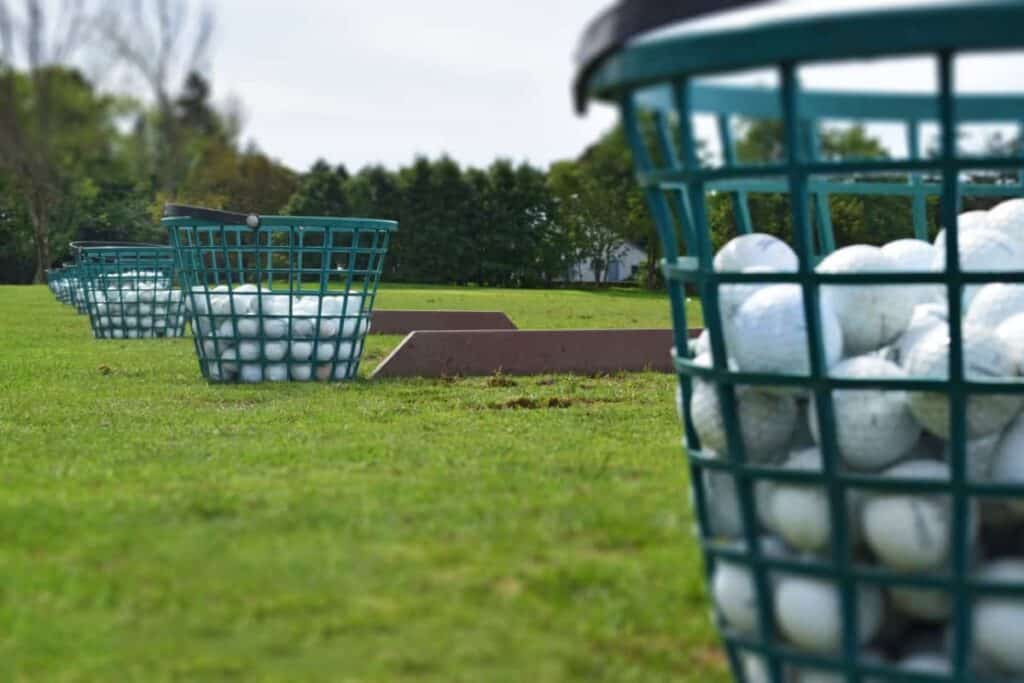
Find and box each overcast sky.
[203,0,1022,173]
[209,0,617,173]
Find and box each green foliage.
[283,160,350,217]
[0,66,300,283]
[709,121,936,252]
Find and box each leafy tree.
[0,66,124,281]
[548,160,628,284]
[282,160,349,216]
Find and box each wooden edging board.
[370,328,703,378]
[369,310,517,335]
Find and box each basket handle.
[163,204,261,228]
[573,0,766,113]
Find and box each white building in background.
[567,242,646,283]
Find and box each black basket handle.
[163,204,261,228]
[573,0,767,113]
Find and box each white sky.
[210,0,617,173]
[20,0,1024,173]
[208,0,1023,173]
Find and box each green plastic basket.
[51,264,73,305]
[578,2,1024,681]
[72,242,187,340]
[162,207,396,383]
[63,262,87,313]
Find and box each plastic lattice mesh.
[74,243,187,340]
[581,2,1024,682]
[164,215,396,383]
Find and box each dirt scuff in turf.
[489,396,577,410]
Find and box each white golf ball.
[265,363,289,382]
[992,414,1024,517]
[933,210,992,251]
[986,197,1024,247]
[711,561,759,635]
[201,340,220,358]
[973,559,1024,675]
[290,362,313,381]
[687,354,798,462]
[809,356,921,471]
[290,315,316,339]
[861,460,954,572]
[238,341,262,361]
[215,320,236,339]
[995,312,1024,370]
[943,431,1002,483]
[818,245,916,355]
[714,233,798,272]
[718,265,784,353]
[767,448,860,553]
[208,294,234,317]
[966,283,1024,330]
[290,341,313,361]
[895,302,948,368]
[235,316,260,337]
[906,324,1021,438]
[689,329,711,357]
[262,316,289,339]
[314,342,337,362]
[239,364,263,383]
[774,575,883,652]
[341,316,364,338]
[317,317,341,338]
[882,238,942,307]
[882,238,938,271]
[263,341,288,362]
[229,283,260,314]
[933,227,1021,306]
[335,341,354,361]
[331,362,352,380]
[739,654,770,683]
[698,470,775,538]
[731,284,843,379]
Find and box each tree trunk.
[27,189,51,283]
[645,236,660,289]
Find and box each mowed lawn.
[0,285,723,683]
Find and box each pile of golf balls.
[85,272,186,338]
[186,284,370,383]
[51,275,71,303]
[685,198,1024,680]
[69,274,87,312]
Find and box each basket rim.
[583,0,1024,106]
[70,241,171,252]
[161,216,398,231]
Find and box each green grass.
[0,285,723,683]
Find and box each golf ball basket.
[64,262,87,313]
[578,2,1024,682]
[162,205,396,383]
[72,242,186,339]
[52,264,74,305]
